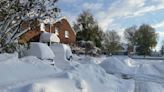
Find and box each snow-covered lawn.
[0,53,164,92]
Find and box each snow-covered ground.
[0,52,164,92]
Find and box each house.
[112,43,129,55]
[18,17,76,45]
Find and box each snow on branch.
[0,0,60,53]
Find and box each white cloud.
[133,4,164,16]
[96,0,164,31]
[97,0,146,31]
[60,0,77,3]
[82,3,103,10]
[152,21,164,29]
[155,31,164,50]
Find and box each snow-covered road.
[100,55,164,92]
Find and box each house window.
[65,31,69,38]
[40,23,45,32]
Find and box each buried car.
[24,42,55,65]
[49,43,73,69]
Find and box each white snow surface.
[0,52,164,92]
[40,32,60,43]
[49,43,73,69]
[24,42,55,60]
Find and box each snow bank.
[68,63,135,92]
[0,52,18,62]
[99,57,135,75]
[0,56,57,89]
[0,55,135,92]
[1,54,164,92]
[24,42,55,60]
[9,78,84,92]
[76,55,96,64]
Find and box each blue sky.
[57,0,164,50]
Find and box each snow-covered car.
[24,42,55,65]
[49,43,73,69]
[49,43,73,61]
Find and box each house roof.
[41,17,76,35]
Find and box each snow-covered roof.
[54,17,76,35]
[41,17,76,35]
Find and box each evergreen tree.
[73,10,103,48]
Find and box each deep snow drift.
[0,53,164,92]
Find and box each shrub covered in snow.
[74,41,101,56]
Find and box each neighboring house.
[113,43,129,55]
[160,45,164,56]
[18,17,76,45]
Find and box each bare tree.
[124,25,137,46]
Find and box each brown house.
[19,18,76,45]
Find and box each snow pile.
[0,52,19,62]
[76,55,96,64]
[24,42,55,60]
[137,64,161,76]
[0,53,136,92]
[40,32,60,43]
[0,56,57,90]
[1,51,164,92]
[77,55,107,64]
[99,57,135,75]
[68,63,135,92]
[8,78,85,92]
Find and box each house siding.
[19,19,41,44]
[55,19,76,44]
[19,18,76,44]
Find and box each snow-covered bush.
[24,42,55,60]
[75,41,101,56]
[1,43,19,53]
